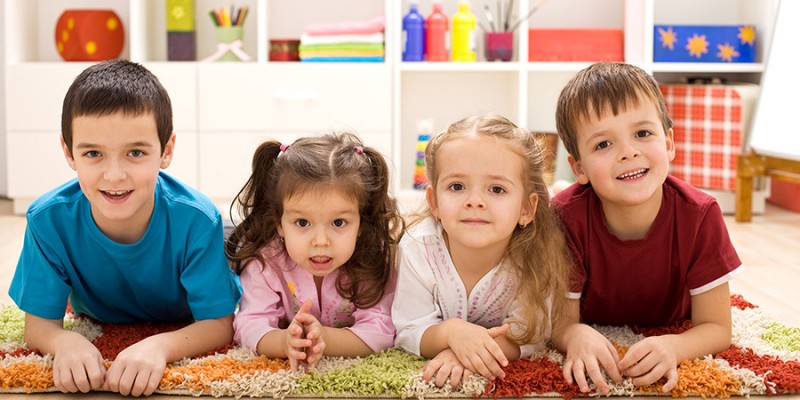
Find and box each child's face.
[427,135,536,255]
[277,189,360,280]
[568,98,675,209]
[62,111,174,241]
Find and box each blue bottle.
[402,1,425,61]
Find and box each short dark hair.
[556,62,673,161]
[61,59,173,156]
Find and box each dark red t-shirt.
[553,175,742,326]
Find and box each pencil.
[208,9,219,26]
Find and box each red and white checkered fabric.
[660,84,743,191]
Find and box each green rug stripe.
[762,322,800,352]
[0,306,25,343]
[294,348,425,396]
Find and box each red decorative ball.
[55,10,125,61]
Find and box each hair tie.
[354,146,364,154]
[279,144,290,152]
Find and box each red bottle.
[425,0,449,61]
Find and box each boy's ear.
[425,185,439,219]
[568,154,590,185]
[160,133,176,169]
[665,128,676,162]
[60,136,77,171]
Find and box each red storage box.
[660,83,759,191]
[769,179,800,212]
[528,29,623,62]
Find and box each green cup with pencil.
[203,5,251,62]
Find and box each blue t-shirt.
[9,172,241,324]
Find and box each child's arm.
[257,300,372,370]
[104,313,234,396]
[256,299,320,370]
[420,319,510,380]
[617,283,732,392]
[423,348,473,389]
[24,313,106,393]
[551,299,623,394]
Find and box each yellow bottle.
[451,0,476,62]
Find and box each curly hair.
[409,114,572,345]
[226,132,404,309]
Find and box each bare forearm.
[496,335,521,361]
[551,299,583,353]
[320,327,372,357]
[667,322,731,362]
[152,314,234,362]
[550,322,588,353]
[419,321,456,358]
[24,314,91,355]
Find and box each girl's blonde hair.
[414,114,571,345]
[226,132,404,309]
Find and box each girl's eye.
[636,130,652,138]
[84,151,101,158]
[489,186,506,194]
[295,219,310,228]
[448,183,465,191]
[128,149,145,157]
[332,219,347,228]
[595,140,611,150]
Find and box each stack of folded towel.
[299,15,385,62]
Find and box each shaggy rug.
[1,294,798,398]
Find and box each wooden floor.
[0,199,798,399]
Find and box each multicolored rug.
[1,295,799,398]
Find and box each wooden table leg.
[735,153,763,222]
[735,172,753,222]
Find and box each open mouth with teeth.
[101,190,132,200]
[617,168,649,180]
[309,256,333,270]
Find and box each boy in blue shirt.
[9,60,240,396]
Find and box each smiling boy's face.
[567,96,675,210]
[62,111,174,243]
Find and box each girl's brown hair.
[414,114,571,345]
[226,132,404,308]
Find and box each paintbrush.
[505,0,515,31]
[507,0,548,32]
[484,4,497,32]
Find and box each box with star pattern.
[653,25,755,63]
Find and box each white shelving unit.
[1,0,779,214]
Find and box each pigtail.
[336,142,404,309]
[226,141,283,274]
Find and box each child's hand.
[422,348,473,389]
[285,299,315,371]
[103,336,168,396]
[293,309,326,370]
[617,336,678,392]
[51,336,106,393]
[447,321,509,381]
[562,324,623,394]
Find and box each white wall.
[0,0,7,197]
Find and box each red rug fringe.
[717,345,800,394]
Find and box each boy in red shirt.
[551,62,742,394]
